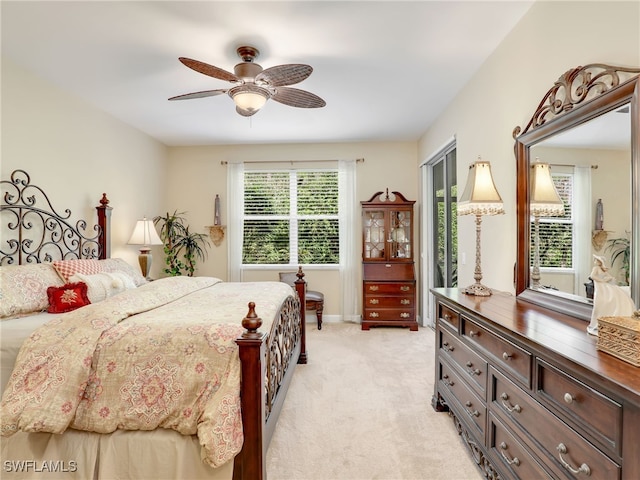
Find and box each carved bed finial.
[514,63,640,139]
[242,302,263,335]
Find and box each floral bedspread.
[0,276,295,468]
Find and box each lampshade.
[458,159,505,216]
[127,218,162,247]
[530,159,564,216]
[229,85,269,113]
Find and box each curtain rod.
[549,163,598,169]
[221,158,364,165]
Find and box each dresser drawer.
[490,368,620,480]
[462,317,532,387]
[364,282,414,295]
[439,359,487,437]
[536,359,622,457]
[438,302,459,330]
[364,296,414,308]
[489,413,552,480]
[439,328,487,396]
[363,308,414,321]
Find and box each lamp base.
[461,282,493,296]
[138,248,152,281]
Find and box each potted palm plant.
[606,235,630,285]
[153,211,210,276]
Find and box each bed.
[0,169,307,480]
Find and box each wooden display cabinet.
[361,189,417,331]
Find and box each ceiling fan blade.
[271,87,326,108]
[256,64,313,86]
[236,106,259,117]
[168,89,227,101]
[178,57,239,82]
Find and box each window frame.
[241,167,340,267]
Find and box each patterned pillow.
[47,282,91,313]
[0,264,65,318]
[52,259,104,283]
[69,271,137,303]
[100,258,148,287]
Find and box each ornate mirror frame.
[514,64,640,321]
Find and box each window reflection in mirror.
[529,105,631,300]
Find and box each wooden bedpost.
[295,266,308,364]
[234,303,267,480]
[96,193,112,259]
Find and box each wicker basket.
[597,316,640,367]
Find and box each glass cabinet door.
[390,210,411,259]
[364,210,385,259]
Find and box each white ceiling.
[1,1,534,147]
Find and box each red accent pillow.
[47,282,91,313]
[53,259,104,283]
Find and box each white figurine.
[587,255,636,335]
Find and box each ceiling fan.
[169,46,326,117]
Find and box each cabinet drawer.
[364,296,414,308]
[489,413,552,480]
[462,317,532,387]
[439,328,487,396]
[536,359,622,456]
[439,359,486,437]
[438,302,459,330]
[490,369,620,480]
[363,308,414,321]
[364,282,414,295]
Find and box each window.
[432,148,458,288]
[531,173,573,268]
[242,169,339,265]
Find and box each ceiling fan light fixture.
[229,85,269,113]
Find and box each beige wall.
[418,0,640,294]
[165,142,418,317]
[1,58,169,276]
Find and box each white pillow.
[69,271,137,304]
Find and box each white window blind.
[243,169,339,265]
[531,173,573,268]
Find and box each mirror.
[514,64,640,321]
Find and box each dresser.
[361,190,417,331]
[431,288,640,480]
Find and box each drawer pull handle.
[369,285,379,291]
[400,286,410,292]
[469,330,478,338]
[556,443,591,477]
[444,313,451,320]
[368,312,379,318]
[464,401,480,417]
[499,442,521,466]
[400,313,410,318]
[500,393,522,413]
[465,361,481,376]
[563,393,575,405]
[400,299,410,305]
[442,342,454,352]
[502,352,512,361]
[369,299,379,304]
[442,374,454,387]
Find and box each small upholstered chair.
[279,271,324,330]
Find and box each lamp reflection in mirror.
[458,158,505,296]
[127,217,163,280]
[530,159,565,288]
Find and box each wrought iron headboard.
[1,169,111,265]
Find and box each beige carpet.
[266,322,484,480]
